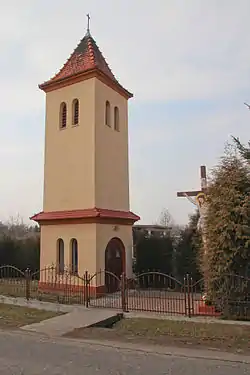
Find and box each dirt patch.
[64,317,250,354]
[0,303,63,328]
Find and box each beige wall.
[94,79,130,211]
[43,79,96,212]
[40,223,97,276]
[43,77,130,213]
[40,222,133,285]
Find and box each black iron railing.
[0,265,249,320]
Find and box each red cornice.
[39,68,133,99]
[30,207,140,225]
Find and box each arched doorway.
[105,237,125,293]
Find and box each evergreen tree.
[204,150,250,317]
[0,217,40,272]
[232,136,250,162]
[134,235,174,289]
[175,211,202,282]
[135,236,173,275]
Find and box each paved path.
[0,330,249,374]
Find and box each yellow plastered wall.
[94,79,130,211]
[40,223,97,276]
[43,78,95,212]
[40,222,133,286]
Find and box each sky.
[0,0,250,226]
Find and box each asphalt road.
[0,330,249,375]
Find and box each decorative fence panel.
[86,270,124,310]
[126,272,188,315]
[0,265,27,299]
[0,265,249,320]
[30,266,86,305]
[191,274,250,320]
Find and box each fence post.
[84,271,89,308]
[121,272,128,312]
[186,273,192,318]
[184,275,187,316]
[25,268,31,301]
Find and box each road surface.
[0,330,249,374]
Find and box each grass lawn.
[65,318,250,354]
[0,303,63,328]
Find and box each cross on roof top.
[86,13,90,34]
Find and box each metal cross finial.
[87,13,90,33]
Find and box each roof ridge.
[50,35,88,83]
[87,34,96,67]
[89,35,117,81]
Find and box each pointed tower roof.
[39,29,132,99]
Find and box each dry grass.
[0,303,63,328]
[65,318,250,354]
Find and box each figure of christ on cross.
[177,165,208,235]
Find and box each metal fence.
[0,265,249,320]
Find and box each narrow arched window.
[72,99,79,125]
[57,239,64,273]
[114,106,119,131]
[105,100,111,126]
[70,238,78,274]
[60,102,67,129]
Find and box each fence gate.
[86,270,125,310]
[126,272,189,315]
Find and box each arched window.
[57,239,64,273]
[60,102,67,129]
[70,238,78,274]
[105,101,111,126]
[72,99,79,125]
[114,106,119,131]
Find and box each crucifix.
[86,13,90,33]
[177,165,209,298]
[177,165,208,232]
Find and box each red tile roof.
[30,208,140,223]
[39,31,132,98]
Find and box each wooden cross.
[177,165,207,200]
[177,165,209,298]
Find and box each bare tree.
[157,208,173,227]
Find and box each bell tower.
[31,21,139,291]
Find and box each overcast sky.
[0,0,250,226]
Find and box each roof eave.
[39,68,133,99]
[30,208,140,225]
